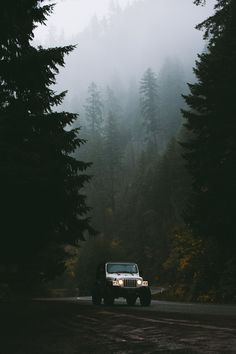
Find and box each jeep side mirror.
[139,270,143,276]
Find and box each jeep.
[92,262,151,306]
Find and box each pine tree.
[140,68,160,151]
[105,86,121,120]
[182,0,236,294]
[159,58,185,144]
[104,111,122,212]
[81,83,106,231]
[0,1,92,286]
[84,82,103,134]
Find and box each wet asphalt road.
[76,295,236,316]
[0,297,236,354]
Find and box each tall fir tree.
[159,58,185,145]
[80,82,106,231]
[104,111,122,212]
[84,82,103,135]
[182,0,236,293]
[140,68,160,151]
[0,1,92,286]
[105,86,121,120]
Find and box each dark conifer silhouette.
[0,1,92,286]
[182,0,236,295]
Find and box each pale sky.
[35,0,137,43]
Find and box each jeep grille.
[124,279,136,288]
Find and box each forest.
[0,0,235,303]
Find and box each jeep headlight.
[137,279,142,286]
[112,279,124,287]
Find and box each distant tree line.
[74,61,188,295]
[75,0,236,303]
[1,0,235,303]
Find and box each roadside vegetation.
[0,0,235,304]
[74,0,236,303]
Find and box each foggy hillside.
[41,0,214,111]
[2,0,235,306]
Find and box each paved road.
[76,295,236,316]
[1,298,236,353]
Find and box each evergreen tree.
[105,86,122,122]
[140,68,160,151]
[84,82,103,134]
[0,1,92,287]
[159,58,185,145]
[104,111,122,212]
[80,83,106,231]
[182,0,236,296]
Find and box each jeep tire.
[139,287,151,306]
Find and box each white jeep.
[92,262,151,306]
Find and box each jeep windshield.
[106,263,138,274]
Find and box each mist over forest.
[38,0,214,108]
[1,0,235,304]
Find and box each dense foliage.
[73,0,236,302]
[182,0,236,300]
[0,1,91,291]
[1,0,235,302]
[73,62,187,295]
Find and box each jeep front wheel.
[139,287,151,306]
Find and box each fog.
[35,0,138,39]
[35,0,215,112]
